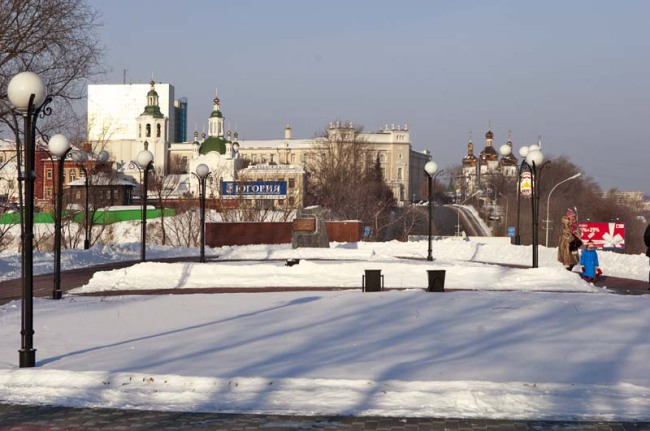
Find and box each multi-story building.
[87,81,179,174]
[236,122,431,204]
[89,83,431,205]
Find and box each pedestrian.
[579,240,601,282]
[644,223,650,287]
[557,209,581,271]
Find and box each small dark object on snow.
[285,258,300,267]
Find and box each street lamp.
[525,147,548,268]
[423,160,438,261]
[544,172,582,246]
[193,163,211,263]
[136,149,154,262]
[8,71,52,368]
[72,149,109,249]
[47,134,71,300]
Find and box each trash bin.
[427,269,445,292]
[363,269,383,292]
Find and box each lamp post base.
[19,349,36,368]
[52,290,62,300]
[514,235,521,245]
[84,239,90,250]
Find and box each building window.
[46,168,53,179]
[69,169,76,182]
[288,196,295,206]
[138,124,141,138]
[290,154,296,164]
[397,167,403,180]
[157,124,161,138]
[288,178,295,188]
[75,191,81,200]
[146,124,151,137]
[45,187,52,198]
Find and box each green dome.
[199,136,227,155]
[210,110,223,118]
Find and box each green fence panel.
[0,208,176,225]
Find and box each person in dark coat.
[644,223,650,286]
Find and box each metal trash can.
[362,269,383,292]
[427,269,446,292]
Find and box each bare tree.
[149,167,180,245]
[304,124,398,240]
[164,198,200,247]
[0,0,105,138]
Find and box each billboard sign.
[221,181,287,199]
[578,221,625,250]
[519,171,532,198]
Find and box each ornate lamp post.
[8,71,52,368]
[525,147,548,268]
[136,149,154,262]
[47,134,71,300]
[193,164,211,263]
[423,160,438,261]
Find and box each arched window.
[146,124,151,137]
[156,124,161,138]
[138,124,141,138]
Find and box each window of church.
[157,124,161,138]
[146,124,151,137]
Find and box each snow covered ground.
[0,228,649,421]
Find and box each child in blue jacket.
[579,240,601,282]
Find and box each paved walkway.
[0,404,649,430]
[1,257,649,430]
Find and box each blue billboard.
[221,181,287,199]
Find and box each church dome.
[480,145,498,161]
[485,129,494,140]
[199,135,227,155]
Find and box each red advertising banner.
[578,222,625,250]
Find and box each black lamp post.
[193,163,211,263]
[47,134,71,300]
[8,71,52,368]
[525,147,547,268]
[423,160,438,261]
[136,149,154,262]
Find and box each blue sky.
[88,0,650,194]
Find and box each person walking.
[558,209,582,271]
[643,224,650,290]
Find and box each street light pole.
[423,160,438,261]
[47,135,71,300]
[194,164,211,263]
[8,71,52,368]
[136,150,154,262]
[525,148,548,268]
[544,172,582,246]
